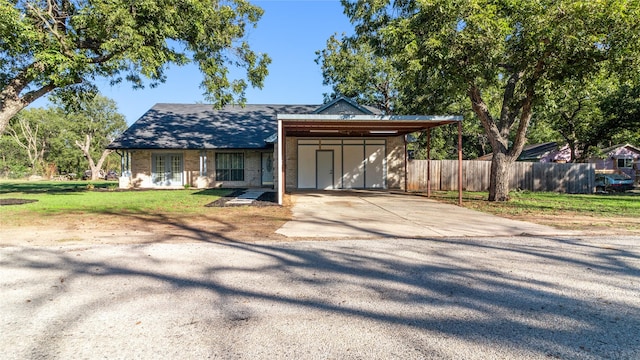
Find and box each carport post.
[458,120,463,206]
[404,135,408,192]
[277,119,285,205]
[427,128,431,198]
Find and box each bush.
[0,165,31,180]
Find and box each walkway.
[225,189,267,205]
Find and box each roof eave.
[277,114,462,121]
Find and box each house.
[475,142,640,187]
[476,142,568,162]
[590,143,640,182]
[108,97,462,204]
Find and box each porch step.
[225,190,265,205]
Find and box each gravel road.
[1,235,639,359]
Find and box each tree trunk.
[489,152,512,201]
[0,103,23,135]
[469,77,536,201]
[75,134,110,181]
[0,82,28,134]
[90,150,112,181]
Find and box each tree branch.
[1,62,61,108]
[499,71,523,130]
[469,84,508,153]
[26,1,75,58]
[509,89,534,158]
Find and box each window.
[216,153,244,181]
[617,158,634,168]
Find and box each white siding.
[365,144,385,188]
[296,139,386,190]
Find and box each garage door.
[297,139,385,189]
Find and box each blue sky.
[95,0,354,125]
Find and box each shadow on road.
[2,212,639,358]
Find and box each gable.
[312,97,379,115]
[606,144,640,158]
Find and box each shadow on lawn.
[2,208,639,358]
[0,181,114,194]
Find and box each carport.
[275,114,464,205]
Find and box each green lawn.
[431,190,640,217]
[0,181,231,215]
[3,181,639,230]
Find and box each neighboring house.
[476,142,640,185]
[476,142,567,162]
[538,144,573,163]
[590,143,640,181]
[108,97,462,204]
[538,143,640,172]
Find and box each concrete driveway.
[277,191,576,238]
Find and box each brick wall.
[127,149,267,188]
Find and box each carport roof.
[277,114,462,137]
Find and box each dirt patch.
[0,204,292,247]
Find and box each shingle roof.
[601,143,640,156]
[517,142,560,161]
[476,142,560,161]
[312,96,376,115]
[108,103,319,150]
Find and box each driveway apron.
[277,191,576,238]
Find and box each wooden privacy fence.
[407,160,596,193]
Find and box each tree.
[0,126,30,178]
[7,111,46,174]
[316,34,399,114]
[1,94,125,179]
[537,72,640,161]
[56,94,127,180]
[339,0,640,200]
[537,73,613,162]
[317,34,490,159]
[5,107,66,175]
[597,81,640,146]
[0,0,271,134]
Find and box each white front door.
[316,150,334,190]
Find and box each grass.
[3,181,639,236]
[430,190,640,218]
[0,180,232,216]
[4,181,638,218]
[0,181,291,244]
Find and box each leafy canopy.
[338,0,640,200]
[0,0,270,133]
[1,94,127,177]
[316,34,399,114]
